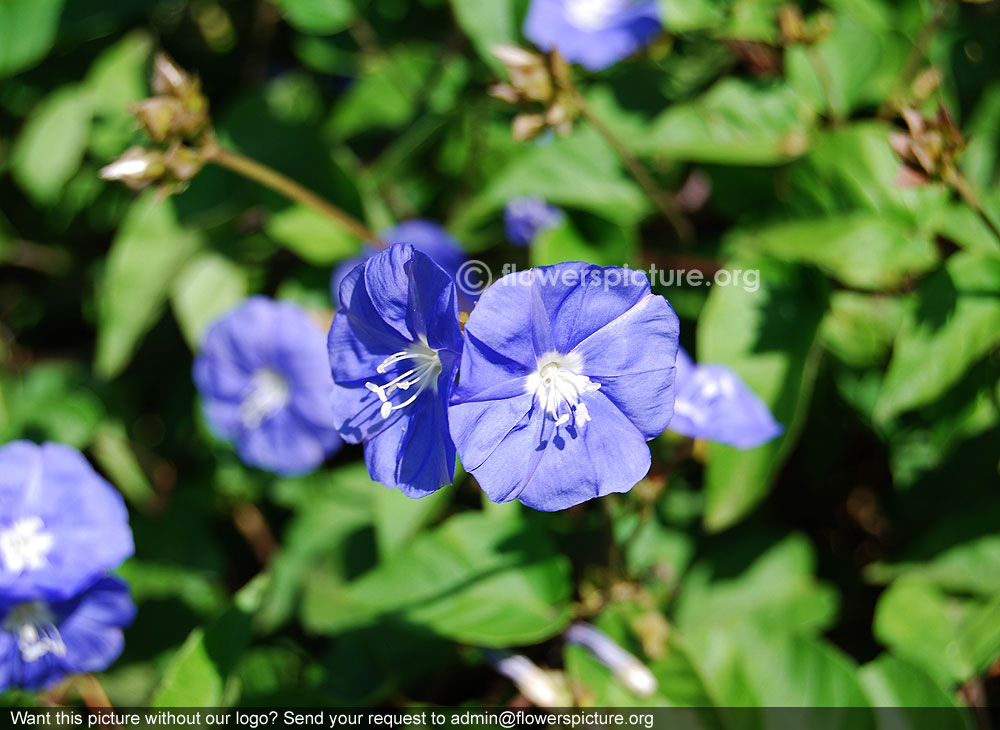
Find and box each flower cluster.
[0,442,135,690]
[198,246,781,510]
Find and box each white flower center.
[564,0,631,31]
[241,368,291,428]
[526,351,601,428]
[0,517,54,575]
[365,340,442,420]
[3,601,66,663]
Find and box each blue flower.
[524,0,662,72]
[504,197,564,247]
[449,264,679,511]
[330,220,467,307]
[193,297,342,475]
[0,576,135,691]
[328,243,463,497]
[0,442,133,604]
[669,347,783,449]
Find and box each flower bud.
[151,52,196,99]
[99,147,166,190]
[565,623,658,698]
[485,651,561,707]
[491,44,553,103]
[512,113,547,142]
[163,141,205,182]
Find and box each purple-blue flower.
[193,297,342,475]
[504,197,564,247]
[330,220,467,307]
[0,442,133,604]
[449,263,679,511]
[524,0,662,72]
[0,576,135,691]
[669,347,782,449]
[328,243,463,498]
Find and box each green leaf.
[95,193,203,379]
[0,364,104,449]
[860,655,968,715]
[453,126,649,234]
[675,534,839,637]
[10,85,94,205]
[271,0,356,34]
[820,292,905,368]
[660,0,727,33]
[327,45,460,139]
[785,13,906,118]
[738,632,871,707]
[152,575,268,707]
[260,464,377,632]
[90,421,156,509]
[724,214,939,290]
[0,0,66,77]
[926,202,1000,258]
[870,533,1000,598]
[875,253,1000,422]
[697,258,828,531]
[265,204,361,264]
[530,217,636,268]
[372,481,453,561]
[785,123,948,225]
[872,577,998,686]
[170,252,249,349]
[450,0,518,71]
[639,79,815,165]
[302,512,573,647]
[84,31,154,161]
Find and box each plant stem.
[946,167,1000,243]
[204,143,377,243]
[562,83,695,243]
[877,0,953,119]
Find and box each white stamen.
[3,601,66,663]
[365,340,442,420]
[241,368,291,428]
[526,351,600,428]
[564,0,632,31]
[0,517,54,575]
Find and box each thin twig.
[203,142,378,244]
[561,81,694,243]
[877,0,954,119]
[232,502,279,565]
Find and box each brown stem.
[232,502,279,565]
[563,84,694,243]
[945,167,1000,243]
[204,143,378,244]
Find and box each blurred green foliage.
[0,0,999,714]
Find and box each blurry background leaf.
[10,85,94,204]
[697,258,828,531]
[170,252,249,349]
[95,193,203,379]
[0,0,66,77]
